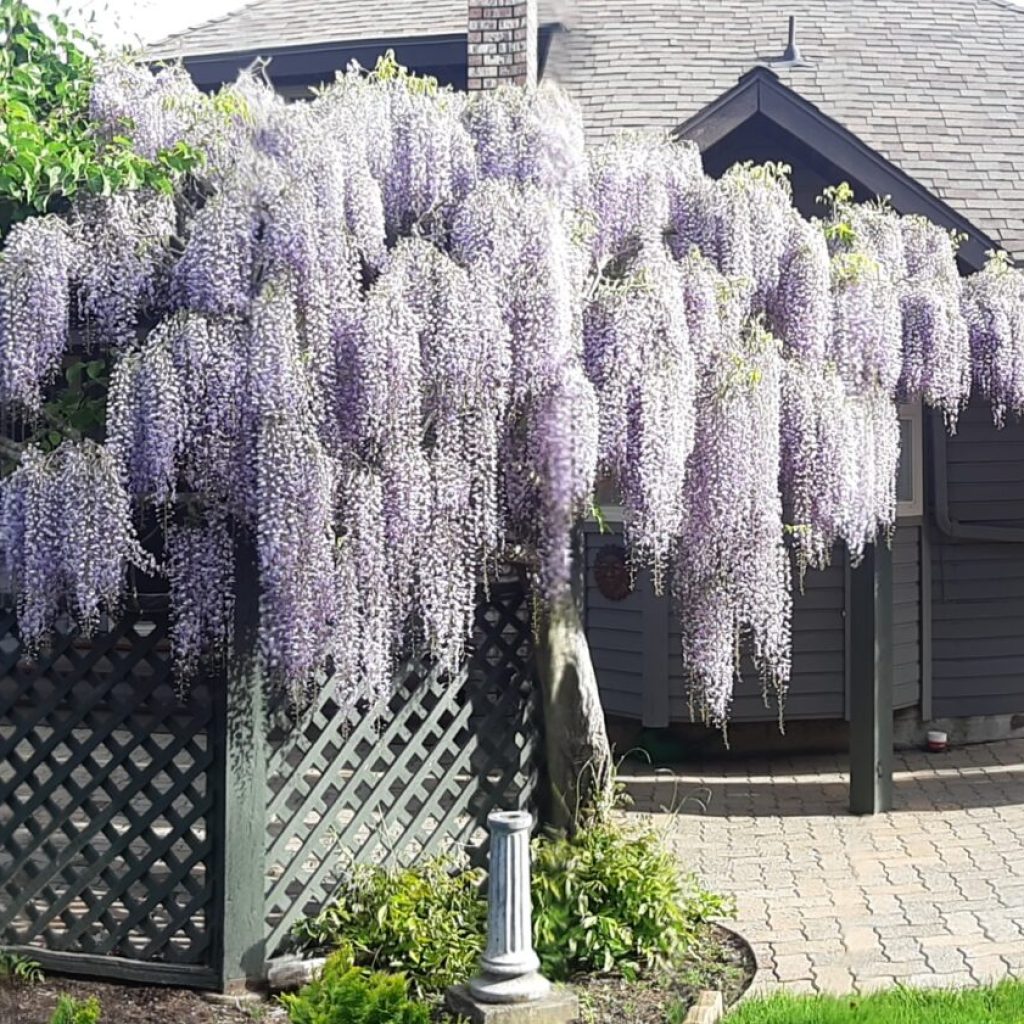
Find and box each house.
[154,0,1024,808]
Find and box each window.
[896,400,923,518]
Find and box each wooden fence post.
[214,547,267,991]
[849,541,894,815]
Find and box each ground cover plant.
[532,815,732,980]
[48,994,102,1024]
[725,980,1024,1023]
[290,855,486,998]
[289,808,744,1020]
[280,949,430,1024]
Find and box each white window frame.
[897,400,924,518]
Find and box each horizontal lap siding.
[932,400,1024,717]
[893,525,922,711]
[666,556,847,722]
[584,525,851,724]
[584,525,645,719]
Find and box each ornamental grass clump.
[531,815,734,981]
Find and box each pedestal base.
[446,984,579,1023]
[470,967,550,1003]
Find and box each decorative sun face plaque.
[593,543,632,601]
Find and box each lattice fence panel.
[0,607,218,975]
[264,579,542,955]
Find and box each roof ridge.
[979,0,1024,15]
[149,0,264,50]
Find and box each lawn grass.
[725,980,1024,1023]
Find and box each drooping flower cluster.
[899,217,970,423]
[584,247,696,581]
[1,57,1023,725]
[0,216,81,408]
[963,252,1024,427]
[89,59,203,158]
[71,191,179,347]
[166,512,234,680]
[0,442,152,646]
[676,317,791,723]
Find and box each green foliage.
[279,950,431,1024]
[724,159,793,194]
[725,980,1024,1023]
[531,816,734,981]
[0,949,43,984]
[366,48,438,95]
[831,249,880,286]
[988,248,1014,275]
[819,181,857,247]
[291,855,486,997]
[0,0,199,233]
[49,994,101,1024]
[39,356,110,448]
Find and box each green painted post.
[214,547,267,992]
[848,540,894,815]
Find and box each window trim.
[897,400,924,519]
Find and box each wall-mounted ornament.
[594,543,632,601]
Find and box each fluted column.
[469,810,551,1004]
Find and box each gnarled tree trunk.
[534,593,613,834]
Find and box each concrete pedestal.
[446,984,580,1024]
[448,810,572,1021]
[468,810,550,1004]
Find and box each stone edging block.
[683,989,725,1024]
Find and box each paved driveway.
[623,738,1024,995]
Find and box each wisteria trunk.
[534,595,613,834]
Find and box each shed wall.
[931,400,1024,717]
[585,523,924,725]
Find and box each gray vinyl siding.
[585,520,924,724]
[931,399,1024,717]
[585,526,852,724]
[893,525,922,711]
[584,525,645,720]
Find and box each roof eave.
[154,32,467,90]
[152,22,563,93]
[675,67,998,272]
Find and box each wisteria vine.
[1,57,1023,724]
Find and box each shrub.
[532,817,733,980]
[291,854,486,997]
[49,995,101,1024]
[280,950,430,1024]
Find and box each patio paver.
[623,738,1024,995]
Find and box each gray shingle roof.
[150,0,466,58]
[548,0,1024,260]
[152,0,1024,260]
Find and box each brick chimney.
[467,1,538,90]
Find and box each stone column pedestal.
[469,810,550,1004]
[447,810,577,1024]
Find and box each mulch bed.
[0,977,287,1024]
[4,924,754,1024]
[566,924,755,1024]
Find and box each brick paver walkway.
[623,738,1024,995]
